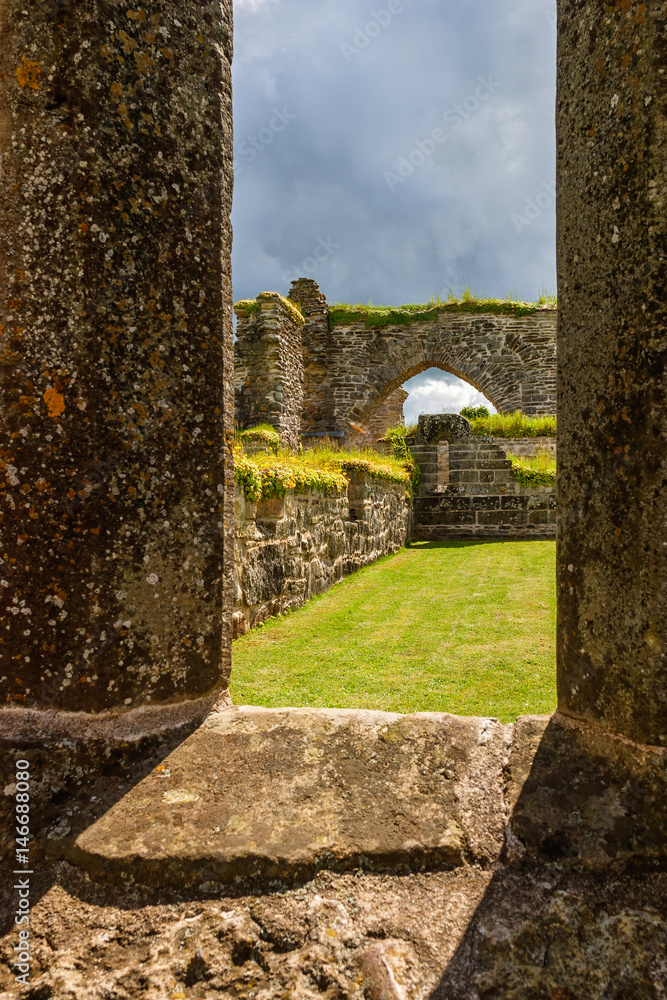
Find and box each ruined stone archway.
[235,280,558,446]
[319,304,557,433]
[359,358,504,433]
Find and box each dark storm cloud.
[232,0,556,415]
[232,0,557,308]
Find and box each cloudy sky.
[232,0,557,418]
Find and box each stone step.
[46,707,511,888]
[451,460,512,470]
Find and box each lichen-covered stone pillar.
[0,0,235,739]
[557,1,666,746]
[234,292,305,449]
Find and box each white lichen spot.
[610,94,619,108]
[147,573,159,585]
[163,789,199,805]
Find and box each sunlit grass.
[231,540,556,722]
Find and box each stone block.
[477,511,528,526]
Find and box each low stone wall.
[233,473,409,636]
[499,436,557,458]
[411,421,557,540]
[413,489,557,540]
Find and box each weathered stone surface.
[412,438,556,539]
[1,862,666,999]
[510,713,667,871]
[0,0,235,721]
[47,707,511,886]
[499,436,557,458]
[296,282,557,428]
[556,0,667,745]
[416,413,471,445]
[234,476,409,633]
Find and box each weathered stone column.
[557,1,666,745]
[0,0,234,739]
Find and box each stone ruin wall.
[500,436,557,458]
[316,307,558,433]
[235,293,305,450]
[233,474,409,637]
[410,415,557,541]
[234,279,558,447]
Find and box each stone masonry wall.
[237,280,557,444]
[233,474,409,636]
[234,293,305,449]
[499,436,557,458]
[411,417,556,540]
[327,309,557,427]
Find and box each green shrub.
[460,405,490,421]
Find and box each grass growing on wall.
[235,423,281,447]
[233,437,413,502]
[507,451,557,488]
[328,293,556,329]
[231,539,557,721]
[468,411,557,438]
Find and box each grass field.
[231,540,557,721]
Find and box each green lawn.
[231,540,556,722]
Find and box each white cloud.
[403,370,496,426]
[234,0,278,12]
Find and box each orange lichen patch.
[110,81,123,102]
[160,48,174,61]
[43,387,65,418]
[118,104,133,131]
[17,56,40,90]
[7,298,21,310]
[135,52,154,74]
[15,271,24,281]
[119,30,137,54]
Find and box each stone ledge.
[47,707,512,888]
[40,708,667,891]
